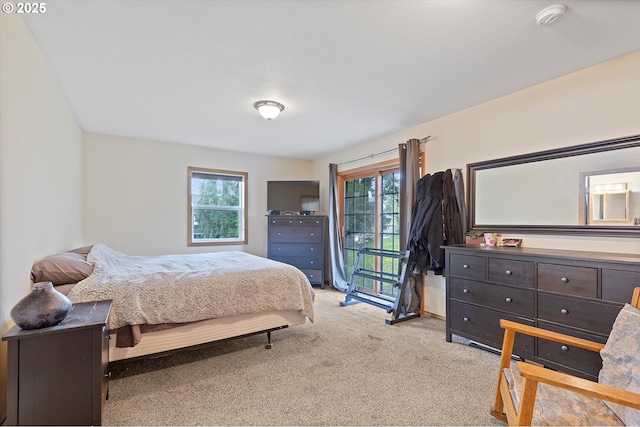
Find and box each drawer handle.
[299,220,303,223]
[310,261,314,264]
[310,248,314,252]
[310,233,314,236]
[560,308,569,315]
[505,297,512,303]
[560,277,569,283]
[105,371,112,379]
[278,232,282,236]
[463,288,469,293]
[505,270,512,275]
[463,317,470,322]
[561,345,569,352]
[463,264,469,269]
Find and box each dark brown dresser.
[3,300,112,425]
[267,215,326,287]
[444,245,640,381]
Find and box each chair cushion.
[505,362,624,426]
[599,303,640,426]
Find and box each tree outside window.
[188,167,248,246]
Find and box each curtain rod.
[336,136,432,166]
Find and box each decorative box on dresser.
[444,245,640,381]
[267,215,326,288]
[3,300,112,425]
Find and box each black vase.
[10,281,72,330]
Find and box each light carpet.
[104,287,505,426]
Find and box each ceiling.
[21,1,640,160]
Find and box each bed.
[30,244,315,362]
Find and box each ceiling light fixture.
[254,100,285,120]
[536,4,567,26]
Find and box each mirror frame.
[467,134,640,237]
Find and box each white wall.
[312,50,640,317]
[83,132,314,256]
[0,13,83,419]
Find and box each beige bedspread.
[68,244,315,330]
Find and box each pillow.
[31,251,94,285]
[69,245,93,257]
[599,303,640,425]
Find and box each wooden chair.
[491,287,640,426]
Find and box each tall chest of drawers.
[267,215,326,287]
[444,245,640,380]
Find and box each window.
[188,167,248,246]
[339,160,400,295]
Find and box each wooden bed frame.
[108,309,306,361]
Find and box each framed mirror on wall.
[467,134,640,237]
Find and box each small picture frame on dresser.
[501,238,522,247]
[465,234,485,245]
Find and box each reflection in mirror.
[583,170,639,224]
[468,134,640,237]
[590,191,629,223]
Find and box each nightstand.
[3,300,112,425]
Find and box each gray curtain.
[328,163,348,291]
[399,139,421,250]
[454,168,467,234]
[399,139,421,313]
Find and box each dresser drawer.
[602,269,640,303]
[269,243,323,256]
[301,269,323,284]
[269,226,322,243]
[536,321,605,381]
[449,254,485,280]
[488,258,534,288]
[537,263,597,297]
[537,293,621,335]
[449,301,534,356]
[269,255,323,269]
[269,218,324,226]
[270,259,323,284]
[449,277,534,317]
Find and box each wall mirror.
[467,134,640,237]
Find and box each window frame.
[187,166,248,246]
[337,153,425,244]
[338,159,399,252]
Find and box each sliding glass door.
[341,165,400,295]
